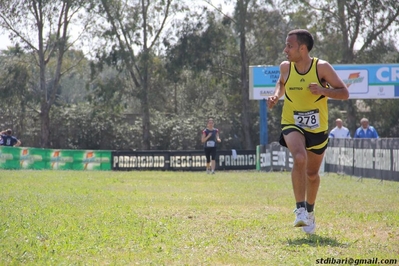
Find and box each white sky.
[0,32,12,50]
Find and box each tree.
[231,0,253,149]
[0,46,31,142]
[0,0,93,147]
[91,0,186,150]
[283,0,399,134]
[183,0,285,149]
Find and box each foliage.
[88,0,188,150]
[149,110,253,150]
[0,0,399,149]
[361,99,399,137]
[283,0,399,63]
[0,0,95,147]
[165,9,232,74]
[50,103,135,150]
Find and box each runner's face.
[284,35,302,62]
[207,120,214,127]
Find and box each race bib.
[206,141,215,147]
[293,109,320,129]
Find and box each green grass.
[1,170,398,265]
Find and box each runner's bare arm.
[268,62,289,109]
[309,60,349,99]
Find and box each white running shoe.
[206,169,210,174]
[293,207,308,227]
[302,211,316,234]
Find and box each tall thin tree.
[95,0,185,150]
[0,0,92,147]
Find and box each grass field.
[1,170,398,266]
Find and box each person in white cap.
[329,119,351,138]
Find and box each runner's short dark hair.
[288,29,314,52]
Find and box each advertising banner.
[324,138,354,175]
[249,64,399,100]
[70,150,111,170]
[112,150,169,170]
[112,150,256,171]
[0,146,21,169]
[257,142,293,172]
[257,139,399,182]
[325,138,399,181]
[0,147,111,170]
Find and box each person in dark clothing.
[201,118,221,174]
[0,129,21,147]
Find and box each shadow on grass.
[285,234,350,247]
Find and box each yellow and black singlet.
[281,58,329,134]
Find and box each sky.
[0,32,12,50]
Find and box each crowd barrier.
[256,139,399,182]
[256,142,293,172]
[1,139,398,182]
[0,147,256,171]
[325,138,399,181]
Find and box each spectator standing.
[0,129,21,147]
[354,118,379,138]
[329,118,351,138]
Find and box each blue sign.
[249,64,399,99]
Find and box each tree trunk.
[141,47,151,150]
[240,47,253,149]
[337,0,355,63]
[345,100,358,135]
[238,0,253,149]
[40,104,50,148]
[142,87,151,150]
